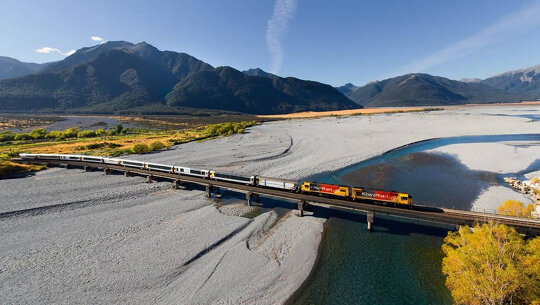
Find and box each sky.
[2,0,540,86]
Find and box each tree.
[46,130,64,139]
[0,131,15,142]
[62,127,80,138]
[442,223,540,305]
[30,128,48,139]
[14,133,32,141]
[77,130,96,138]
[149,141,164,151]
[95,128,107,136]
[131,143,150,154]
[498,200,534,218]
[113,124,124,135]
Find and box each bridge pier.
[104,168,111,175]
[84,166,90,172]
[147,175,154,183]
[246,192,253,206]
[65,164,71,169]
[206,185,213,198]
[298,200,307,217]
[367,211,374,231]
[173,179,184,189]
[124,171,132,177]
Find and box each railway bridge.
[15,157,540,236]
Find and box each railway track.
[13,158,540,236]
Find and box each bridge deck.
[13,158,540,235]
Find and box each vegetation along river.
[289,134,540,305]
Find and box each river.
[289,134,540,305]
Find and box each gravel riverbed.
[1,104,538,304]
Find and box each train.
[19,153,414,207]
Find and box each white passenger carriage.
[209,170,255,185]
[80,156,103,163]
[120,160,145,169]
[145,162,174,173]
[256,176,298,191]
[103,157,122,165]
[174,166,209,178]
[20,153,60,160]
[59,154,83,161]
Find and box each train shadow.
[215,189,453,238]
[68,168,453,237]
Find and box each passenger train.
[19,153,414,207]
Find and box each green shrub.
[85,143,106,149]
[14,133,32,141]
[77,130,96,138]
[149,141,165,151]
[46,130,64,139]
[107,143,121,148]
[0,131,15,142]
[131,143,150,154]
[63,127,80,138]
[30,128,48,139]
[95,128,107,136]
[204,121,257,137]
[113,124,124,135]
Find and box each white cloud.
[266,0,298,74]
[386,0,540,78]
[91,36,106,43]
[35,47,75,56]
[35,47,62,54]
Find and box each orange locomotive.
[300,182,413,206]
[300,182,349,198]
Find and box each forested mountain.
[346,73,527,107]
[0,41,358,114]
[0,56,46,80]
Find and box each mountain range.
[0,41,358,114]
[0,40,539,113]
[481,65,540,97]
[0,56,47,80]
[345,73,527,107]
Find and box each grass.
[0,160,46,178]
[257,107,444,119]
[0,120,259,178]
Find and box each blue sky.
[2,0,540,86]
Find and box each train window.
[124,161,143,166]
[149,164,171,170]
[401,196,407,200]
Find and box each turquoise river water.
[288,134,540,305]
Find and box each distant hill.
[481,64,540,97]
[0,41,358,114]
[336,83,358,95]
[0,56,46,80]
[167,66,359,114]
[346,73,524,107]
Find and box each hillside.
[242,68,276,78]
[0,56,45,80]
[0,42,358,114]
[336,83,358,95]
[481,64,540,97]
[347,73,525,107]
[167,66,359,114]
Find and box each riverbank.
[1,104,538,304]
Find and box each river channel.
[289,134,540,305]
